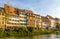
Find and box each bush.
[0,27,59,37]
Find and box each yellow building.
[0,4,42,28]
[0,7,5,28]
[4,4,20,28]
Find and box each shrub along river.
[0,34,60,39]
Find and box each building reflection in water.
[20,34,57,39]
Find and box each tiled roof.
[55,18,60,21]
[41,16,51,24]
[0,7,4,9]
[46,15,54,19]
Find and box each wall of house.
[26,14,36,27]
[0,4,42,28]
[4,4,20,28]
[49,19,56,28]
[0,8,5,28]
[19,12,27,26]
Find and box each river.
[0,34,60,39]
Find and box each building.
[0,7,5,28]
[46,15,56,28]
[4,4,20,28]
[16,9,27,27]
[0,4,59,29]
[26,10,36,27]
[34,14,42,28]
[0,4,42,28]
[55,18,60,24]
[41,16,51,29]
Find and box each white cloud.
[33,0,60,18]
[45,0,60,18]
[1,0,60,18]
[47,5,60,18]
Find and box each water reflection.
[0,34,60,39]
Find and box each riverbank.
[0,27,60,37]
[0,34,59,39]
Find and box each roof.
[0,7,4,9]
[41,16,51,24]
[46,15,54,19]
[0,7,4,12]
[55,18,60,21]
[4,4,19,16]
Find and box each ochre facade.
[0,8,5,28]
[0,4,42,28]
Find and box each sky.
[0,0,60,18]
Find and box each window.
[24,20,27,22]
[2,18,4,20]
[2,22,4,24]
[24,17,26,19]
[20,23,23,25]
[2,12,4,15]
[9,12,12,13]
[7,8,10,10]
[24,23,26,25]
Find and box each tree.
[56,23,60,30]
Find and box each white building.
[46,15,56,28]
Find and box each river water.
[0,34,60,39]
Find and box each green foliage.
[0,27,60,37]
[56,23,60,29]
[27,27,34,32]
